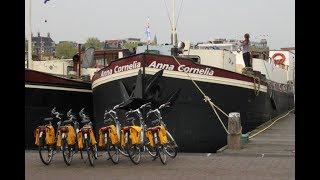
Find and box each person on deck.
[239,33,252,69]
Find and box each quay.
[25,112,295,179]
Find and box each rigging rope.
[175,0,184,29]
[163,0,173,29]
[171,56,230,134]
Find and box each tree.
[55,42,77,59]
[84,37,102,50]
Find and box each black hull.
[93,75,294,152]
[91,54,294,152]
[25,69,93,149]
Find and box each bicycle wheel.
[85,137,94,166]
[77,141,83,159]
[165,131,177,158]
[107,136,119,164]
[62,139,73,166]
[144,140,157,158]
[118,145,129,157]
[38,135,53,165]
[156,144,167,165]
[125,132,141,165]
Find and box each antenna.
[82,47,95,68]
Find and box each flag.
[145,17,151,44]
[44,0,50,4]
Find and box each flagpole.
[27,0,33,69]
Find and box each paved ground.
[25,112,295,180]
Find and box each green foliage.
[55,42,77,59]
[123,42,138,50]
[84,37,102,50]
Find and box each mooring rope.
[171,56,230,134]
[248,108,295,139]
[242,69,261,96]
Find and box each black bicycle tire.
[62,138,73,166]
[38,134,53,165]
[85,137,94,166]
[126,132,141,165]
[165,131,177,158]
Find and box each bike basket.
[158,126,168,145]
[45,125,55,145]
[130,126,142,145]
[108,125,119,144]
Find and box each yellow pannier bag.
[89,128,97,145]
[98,129,105,147]
[108,125,119,145]
[158,126,168,145]
[66,125,76,145]
[45,125,55,145]
[120,129,125,147]
[130,126,142,145]
[77,132,83,149]
[145,129,155,147]
[56,130,62,147]
[34,128,40,146]
[82,124,97,145]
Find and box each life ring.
[272,53,286,65]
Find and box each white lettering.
[114,61,141,73]
[100,69,112,77]
[148,61,174,70]
[178,65,214,75]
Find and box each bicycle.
[146,102,178,159]
[34,107,62,165]
[78,108,98,166]
[122,102,157,165]
[60,109,83,166]
[98,102,129,164]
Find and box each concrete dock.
[25,112,295,180]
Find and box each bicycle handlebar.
[146,102,170,118]
[159,102,171,110]
[79,108,91,122]
[124,102,152,117]
[104,109,117,120]
[140,102,152,109]
[113,101,125,110]
[51,107,63,120]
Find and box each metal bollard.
[227,112,242,150]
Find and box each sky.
[25,0,295,50]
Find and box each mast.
[27,0,33,69]
[172,0,177,47]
